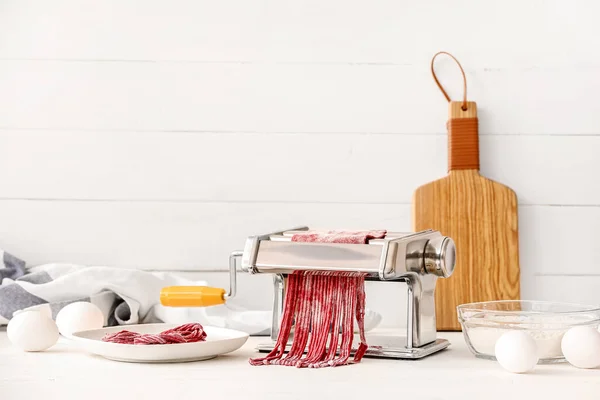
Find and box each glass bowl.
[457,300,600,364]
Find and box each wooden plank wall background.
[1,0,599,326]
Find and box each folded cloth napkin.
[0,249,271,334]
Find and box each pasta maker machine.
[160,227,457,360]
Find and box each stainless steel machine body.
[225,227,457,359]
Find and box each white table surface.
[1,328,598,400]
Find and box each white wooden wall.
[1,0,600,325]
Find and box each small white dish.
[70,323,249,363]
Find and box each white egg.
[494,330,539,373]
[7,310,59,352]
[55,302,105,337]
[561,326,600,369]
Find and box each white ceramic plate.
[70,323,249,363]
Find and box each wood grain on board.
[412,101,520,331]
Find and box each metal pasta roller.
[160,227,456,359]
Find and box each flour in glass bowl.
[463,313,599,360]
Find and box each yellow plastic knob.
[160,286,226,307]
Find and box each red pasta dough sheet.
[249,229,386,368]
[290,230,387,244]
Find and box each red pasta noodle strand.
[300,275,332,368]
[248,273,301,366]
[279,273,314,366]
[315,276,343,368]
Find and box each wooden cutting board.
[412,53,520,331]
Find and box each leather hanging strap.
[431,52,480,172]
[431,52,468,111]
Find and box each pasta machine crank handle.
[160,251,242,307]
